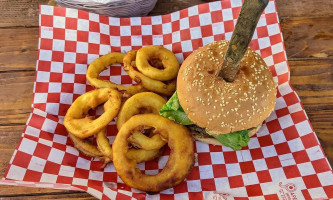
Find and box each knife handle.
[219,0,269,82]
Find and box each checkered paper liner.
[1,0,333,199]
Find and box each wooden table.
[0,0,332,199]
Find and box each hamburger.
[160,40,276,150]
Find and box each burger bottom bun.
[192,123,262,146]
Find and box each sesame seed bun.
[177,40,276,136]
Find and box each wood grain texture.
[0,71,34,125]
[0,0,332,27]
[0,28,38,71]
[1,190,95,199]
[0,0,49,27]
[0,125,95,199]
[0,125,24,177]
[0,17,332,71]
[281,17,333,59]
[0,186,81,197]
[289,59,333,164]
[275,0,333,18]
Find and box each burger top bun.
[177,40,277,135]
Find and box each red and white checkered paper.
[1,0,332,199]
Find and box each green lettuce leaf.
[210,130,250,151]
[159,92,193,125]
[159,92,250,150]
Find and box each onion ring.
[113,114,195,192]
[123,50,176,96]
[69,127,162,168]
[96,129,113,161]
[128,132,166,150]
[116,92,167,130]
[127,147,165,163]
[68,132,105,160]
[86,52,146,95]
[69,129,112,169]
[116,92,167,150]
[96,127,165,163]
[64,88,122,138]
[92,92,167,164]
[136,46,179,81]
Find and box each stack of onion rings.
[63,47,195,191]
[64,88,121,166]
[86,52,146,95]
[64,88,166,167]
[123,49,177,96]
[96,127,164,164]
[116,92,167,158]
[113,114,195,192]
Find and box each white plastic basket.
[54,0,158,17]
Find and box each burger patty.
[188,124,260,138]
[187,125,213,138]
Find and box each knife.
[218,0,269,82]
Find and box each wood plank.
[0,126,19,180]
[0,0,332,27]
[0,125,24,177]
[0,27,38,71]
[0,17,332,71]
[1,191,95,199]
[0,185,87,198]
[0,0,49,27]
[289,59,333,122]
[0,125,95,199]
[275,0,333,18]
[0,125,66,196]
[0,186,81,198]
[281,17,333,59]
[289,59,333,164]
[289,59,333,106]
[0,71,34,125]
